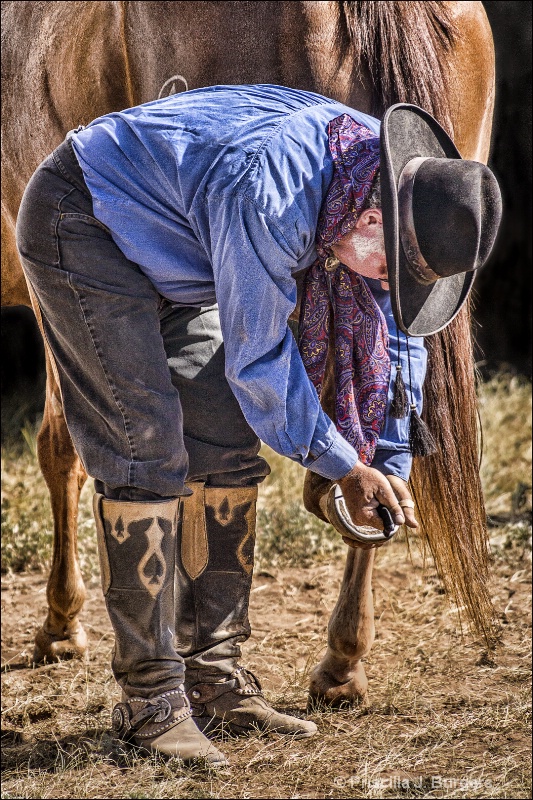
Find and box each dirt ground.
[1,528,531,799]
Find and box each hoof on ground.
[307,686,369,712]
[307,662,368,711]
[33,625,88,664]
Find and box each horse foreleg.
[309,547,375,708]
[33,350,88,662]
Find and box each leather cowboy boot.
[93,494,227,766]
[175,483,317,739]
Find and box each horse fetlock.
[46,584,86,627]
[327,618,375,661]
[44,603,85,633]
[312,648,361,683]
[33,622,88,664]
[327,636,374,664]
[307,658,369,710]
[302,471,332,523]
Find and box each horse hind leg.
[308,547,375,708]
[33,349,88,662]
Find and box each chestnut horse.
[1,1,497,706]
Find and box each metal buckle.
[324,255,340,272]
[111,702,132,738]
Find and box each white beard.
[347,227,386,265]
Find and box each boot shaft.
[93,494,185,697]
[175,484,257,667]
[94,494,180,596]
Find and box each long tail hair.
[337,1,498,644]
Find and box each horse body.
[1,0,496,703]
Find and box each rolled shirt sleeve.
[208,191,359,480]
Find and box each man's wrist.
[305,425,359,480]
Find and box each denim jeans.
[16,138,270,500]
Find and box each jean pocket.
[55,214,155,296]
[59,212,111,234]
[57,212,115,271]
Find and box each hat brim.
[380,104,474,337]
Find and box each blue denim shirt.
[70,84,426,482]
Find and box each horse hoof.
[33,625,88,664]
[307,661,368,710]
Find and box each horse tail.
[338,1,498,644]
[336,1,458,133]
[410,306,497,645]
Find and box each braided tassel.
[406,337,438,457]
[409,403,438,456]
[390,363,409,418]
[390,332,408,418]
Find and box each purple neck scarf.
[298,115,390,464]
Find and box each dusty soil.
[1,533,531,799]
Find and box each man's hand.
[338,461,405,529]
[337,462,417,550]
[386,474,418,530]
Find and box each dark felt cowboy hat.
[380,104,502,336]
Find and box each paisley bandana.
[298,114,390,464]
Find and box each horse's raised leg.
[33,348,89,662]
[308,546,375,708]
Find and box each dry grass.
[479,374,532,518]
[1,375,531,798]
